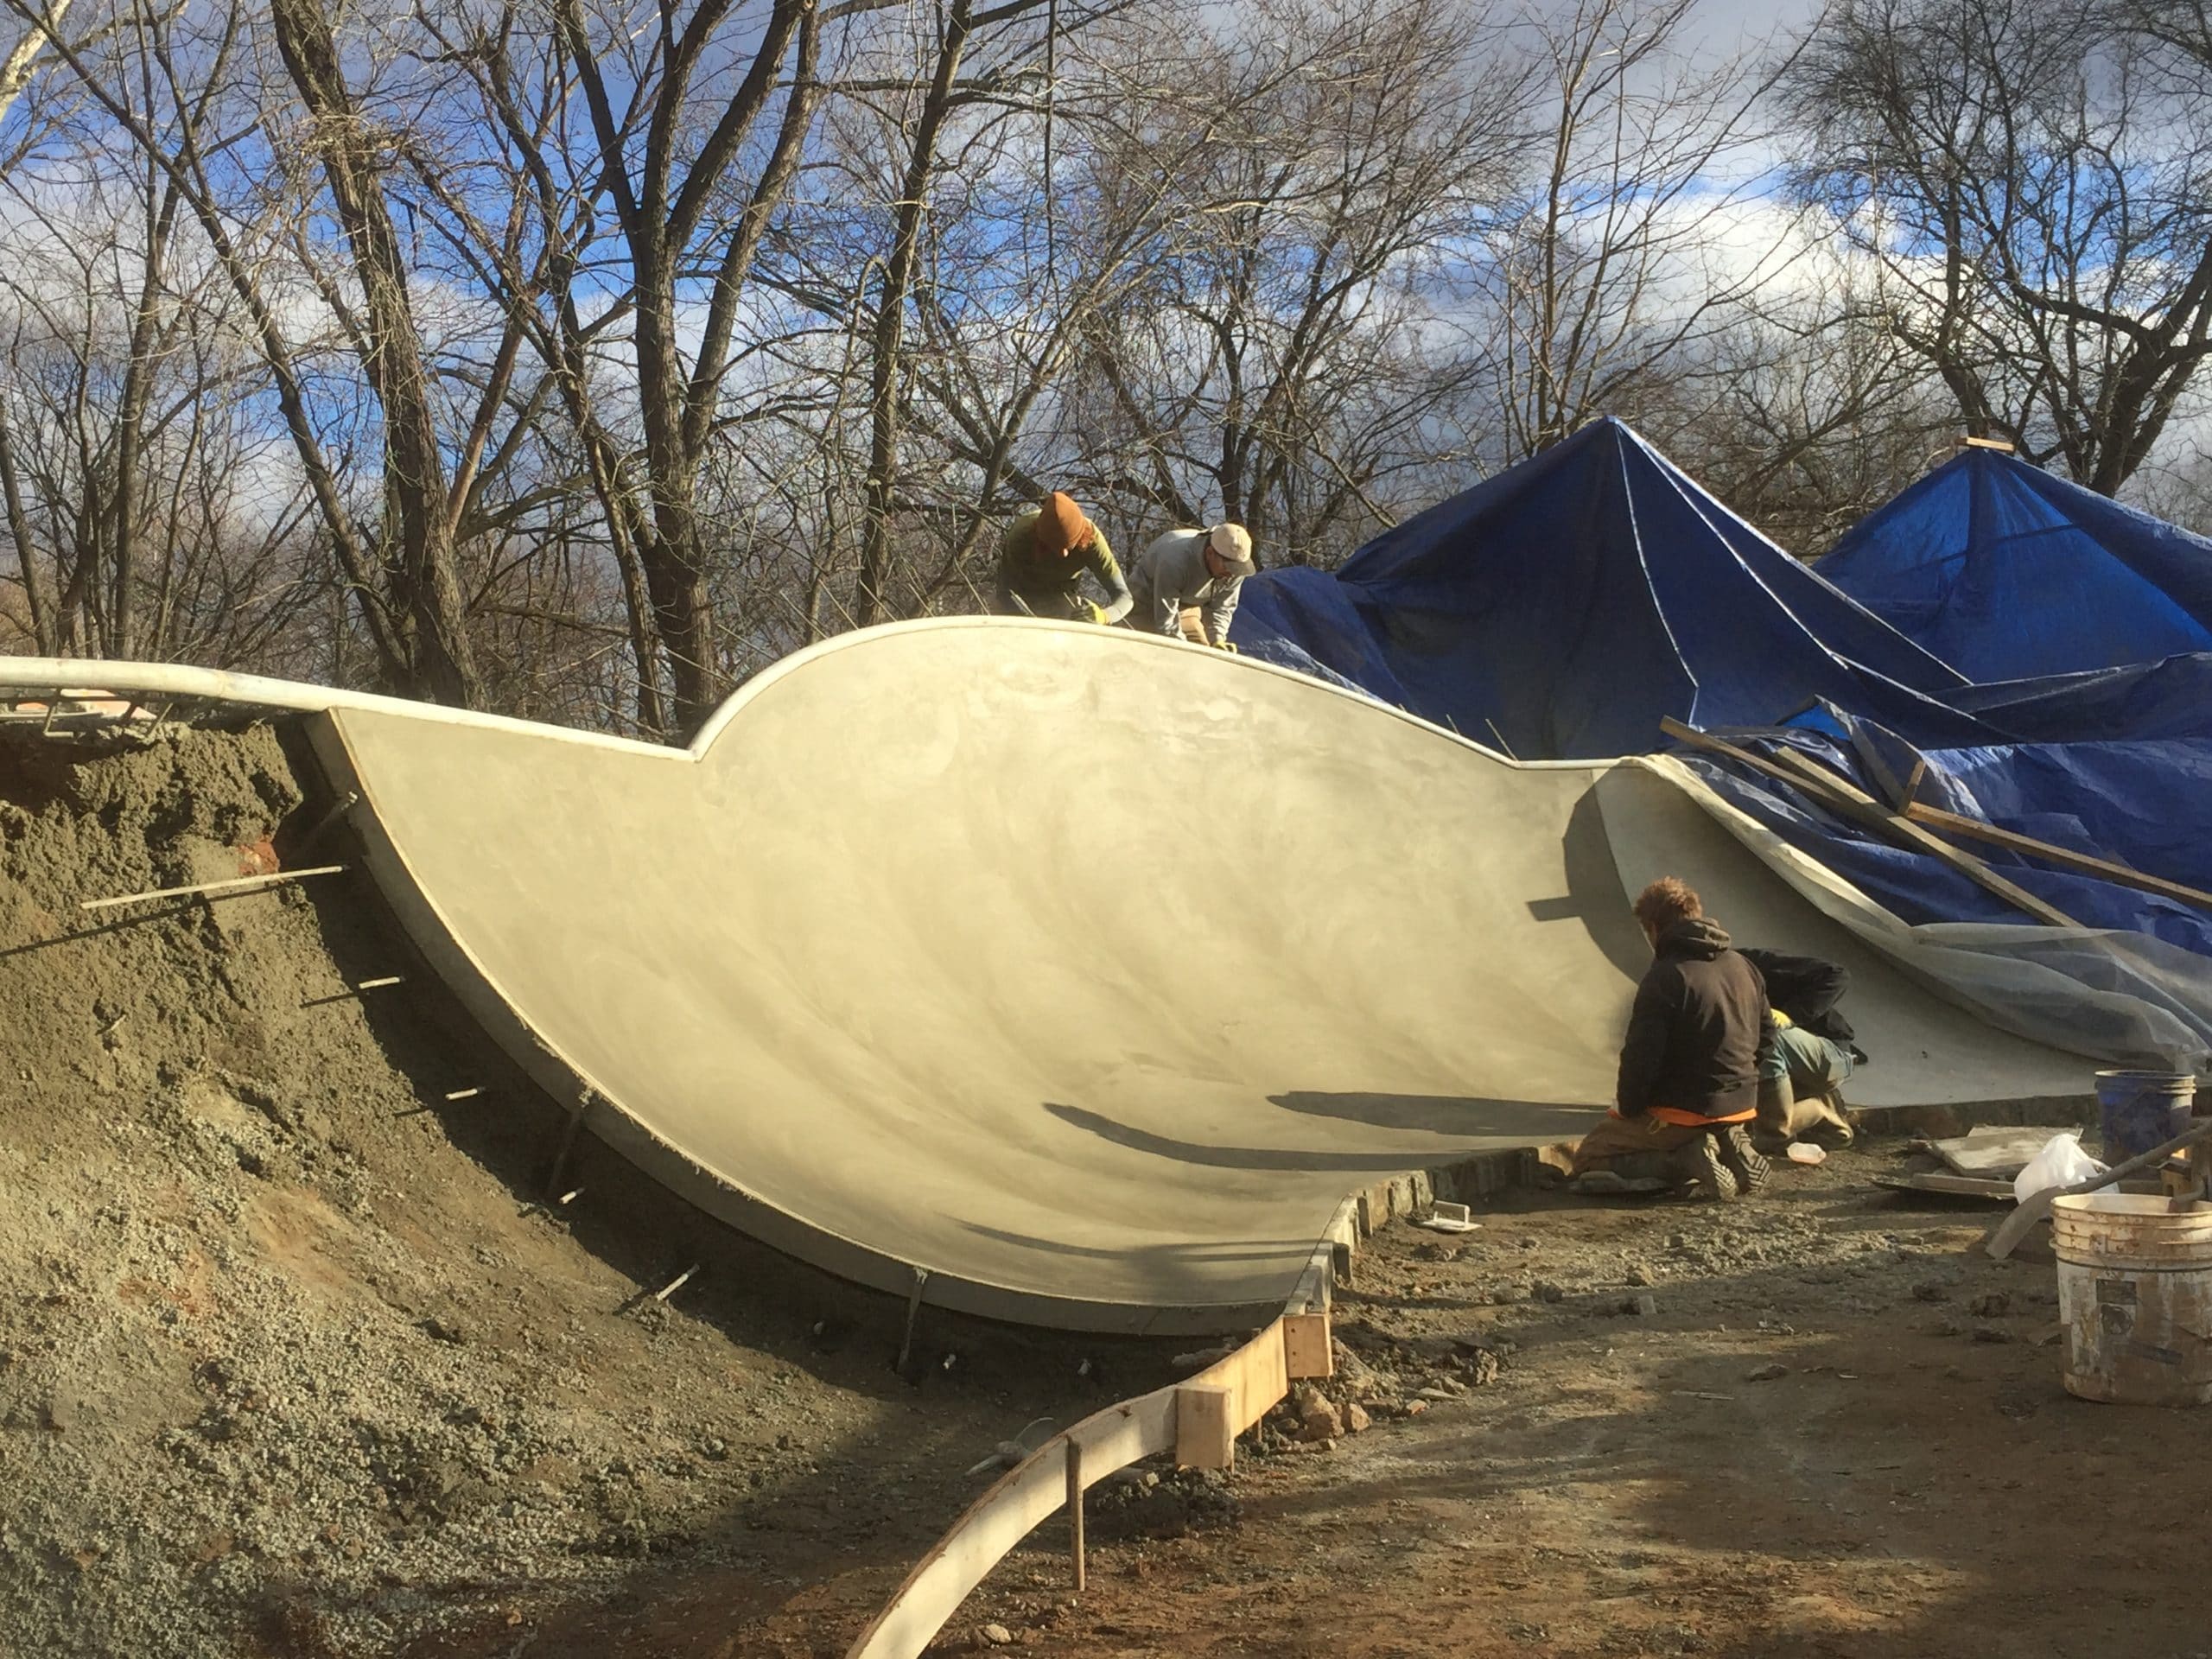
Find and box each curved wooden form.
[846,1312,1327,1659]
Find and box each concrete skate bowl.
[283,618,2091,1336]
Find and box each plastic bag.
[2013,1131,2108,1205]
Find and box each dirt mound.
[0,724,1166,1658]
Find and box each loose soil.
[6,721,2202,1659]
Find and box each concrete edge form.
[843,1313,1322,1659]
[841,1142,1551,1659]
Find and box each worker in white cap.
[1125,523,1256,650]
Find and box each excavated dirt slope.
[0,724,1174,1659]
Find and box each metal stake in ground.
[81,865,346,911]
[1065,1438,1085,1592]
[896,1266,931,1373]
[543,1087,594,1201]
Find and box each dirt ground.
[8,721,2208,1659]
[918,1158,2212,1659]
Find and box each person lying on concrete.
[1738,946,1864,1155]
[1127,523,1256,650]
[1568,876,1773,1201]
[992,492,1134,626]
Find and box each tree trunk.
[269,0,480,706]
[109,170,181,660]
[0,401,51,653]
[857,0,976,627]
[631,279,717,728]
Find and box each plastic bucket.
[2052,1192,2212,1406]
[2094,1071,2197,1162]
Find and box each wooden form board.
[1282,1312,1334,1379]
[846,1312,1313,1659]
[1175,1385,1236,1470]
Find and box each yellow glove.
[1082,601,1109,626]
[1216,639,1238,653]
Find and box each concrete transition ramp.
[306,620,2091,1333]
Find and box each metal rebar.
[651,1263,701,1303]
[543,1089,593,1200]
[80,864,347,912]
[1065,1438,1085,1591]
[896,1266,931,1372]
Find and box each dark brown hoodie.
[1615,916,1769,1121]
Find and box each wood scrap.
[1657,719,2080,929]
[1924,1125,2077,1180]
[1876,1172,2167,1203]
[1874,1173,2017,1200]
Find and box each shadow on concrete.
[1040,1100,1507,1173]
[1267,1089,1600,1141]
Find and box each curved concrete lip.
[306,619,2094,1333]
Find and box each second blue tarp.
[1233,418,1974,760]
[1815,447,2212,682]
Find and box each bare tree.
[549,0,830,731]
[1471,0,1802,465]
[264,0,482,703]
[1039,0,1529,567]
[1784,0,2212,495]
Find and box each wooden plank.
[1902,800,2212,912]
[1281,1312,1333,1380]
[846,1316,1297,1659]
[1175,1384,1236,1471]
[1659,719,2080,928]
[847,1393,1172,1659]
[1901,754,1928,808]
[1872,1173,2017,1199]
[1765,750,2078,927]
[1928,1125,2071,1179]
[1193,1316,1288,1436]
[1878,1170,2165,1200]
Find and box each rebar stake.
[1065,1438,1085,1592]
[896,1267,931,1373]
[543,1089,594,1200]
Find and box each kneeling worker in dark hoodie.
[1569,876,1773,1200]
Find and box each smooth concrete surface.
[311,620,2094,1332]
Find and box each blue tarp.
[1232,418,1976,760]
[1948,652,2212,743]
[1682,716,2212,960]
[1224,417,2212,962]
[1815,448,2212,682]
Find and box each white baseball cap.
[1206,523,1255,575]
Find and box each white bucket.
[2052,1192,2212,1406]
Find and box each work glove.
[1081,601,1109,626]
[1215,639,1238,653]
